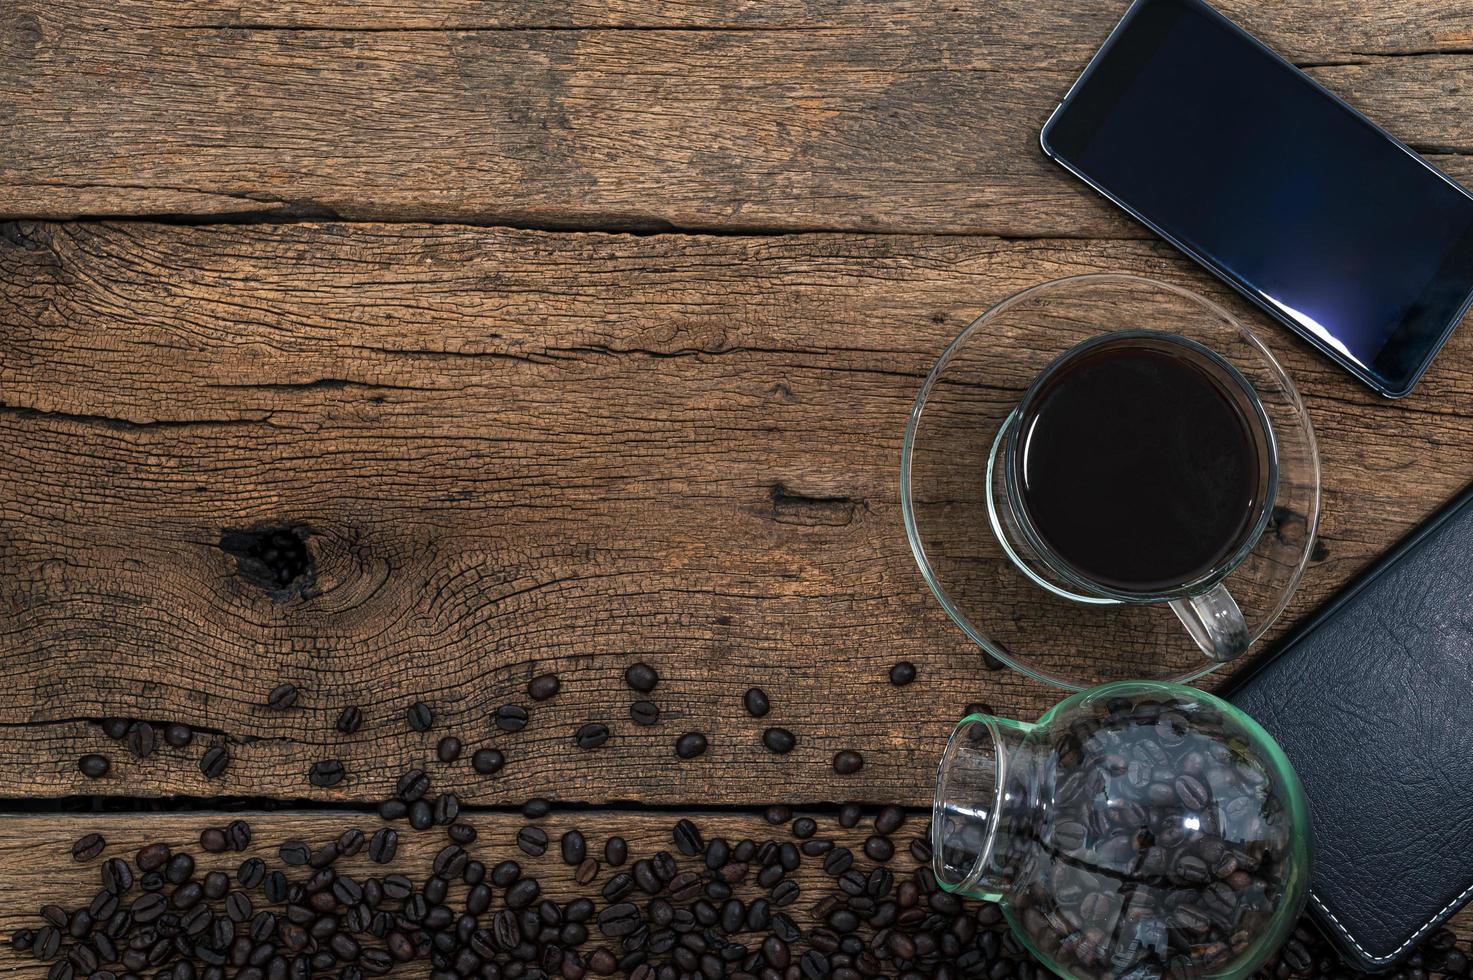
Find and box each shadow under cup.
[994,331,1278,664]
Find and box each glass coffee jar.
[933,681,1309,980]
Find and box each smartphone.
[1040,0,1473,397]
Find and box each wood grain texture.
[0,809,933,977]
[4,0,1473,231]
[4,221,1473,805]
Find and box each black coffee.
[1014,334,1270,594]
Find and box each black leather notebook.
[1219,486,1473,971]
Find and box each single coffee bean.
[335,706,363,734]
[163,724,193,748]
[528,674,561,701]
[1175,774,1211,810]
[874,806,904,834]
[598,903,643,938]
[506,878,541,910]
[673,820,704,856]
[267,684,299,710]
[433,792,460,825]
[762,728,796,754]
[436,736,462,763]
[448,822,478,845]
[575,858,600,885]
[517,827,549,857]
[604,837,628,866]
[396,768,430,802]
[279,842,310,866]
[100,718,130,740]
[832,750,864,775]
[406,701,433,732]
[165,852,194,884]
[822,848,854,875]
[79,754,110,779]
[624,663,659,693]
[675,733,708,759]
[523,797,551,818]
[199,828,227,853]
[603,873,635,902]
[629,701,660,726]
[308,759,345,788]
[494,705,529,732]
[236,858,265,889]
[407,799,433,830]
[888,662,917,686]
[562,830,588,866]
[126,722,158,759]
[575,723,610,749]
[863,836,894,862]
[226,820,252,851]
[199,745,230,779]
[471,748,505,775]
[73,833,106,862]
[764,805,792,825]
[136,843,170,871]
[742,687,772,717]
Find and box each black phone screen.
[1041,0,1473,396]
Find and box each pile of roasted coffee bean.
[10,801,1041,980]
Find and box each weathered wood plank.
[4,1,1473,231]
[2,221,1471,805]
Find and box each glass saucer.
[901,274,1320,690]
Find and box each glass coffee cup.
[902,274,1321,687]
[989,330,1278,663]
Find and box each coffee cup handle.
[1169,583,1250,663]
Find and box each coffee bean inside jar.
[933,682,1308,980]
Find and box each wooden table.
[3,0,1473,970]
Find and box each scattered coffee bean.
[163,723,193,748]
[406,701,433,732]
[517,826,549,857]
[672,820,704,856]
[791,817,816,839]
[407,799,433,830]
[675,733,707,759]
[888,661,916,686]
[125,721,157,760]
[100,718,130,740]
[764,805,792,825]
[199,745,229,779]
[71,834,105,862]
[367,829,397,864]
[335,706,363,734]
[523,798,551,818]
[624,663,659,693]
[575,723,610,749]
[629,701,659,726]
[78,755,109,779]
[604,837,627,867]
[308,759,345,788]
[743,688,770,717]
[575,858,600,885]
[528,674,561,701]
[279,841,310,866]
[226,819,251,851]
[266,683,299,710]
[494,705,529,732]
[471,748,504,775]
[436,736,462,763]
[763,728,796,754]
[832,750,864,775]
[863,836,894,862]
[562,830,588,866]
